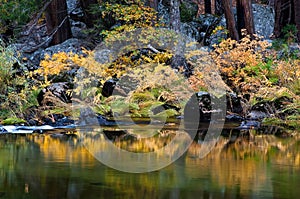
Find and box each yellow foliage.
[274,58,300,94]
[275,59,300,85]
[101,0,161,39]
[211,32,272,94]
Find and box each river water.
[0,126,300,199]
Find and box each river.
[0,126,300,199]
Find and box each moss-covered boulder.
[248,87,300,127]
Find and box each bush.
[0,39,37,121]
[274,59,300,95]
[211,31,273,95]
[87,0,160,40]
[0,0,42,35]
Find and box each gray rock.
[205,15,227,47]
[67,0,79,14]
[70,20,88,39]
[252,4,274,39]
[159,7,201,41]
[70,7,84,21]
[289,43,300,55]
[247,110,269,120]
[180,22,201,41]
[42,38,88,59]
[158,2,170,25]
[194,14,226,46]
[37,82,72,106]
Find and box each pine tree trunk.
[236,0,255,38]
[45,0,72,45]
[205,0,212,14]
[274,0,293,38]
[293,0,300,42]
[223,0,239,40]
[215,0,224,15]
[170,0,181,32]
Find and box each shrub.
[211,31,273,95]
[87,0,160,39]
[0,39,38,121]
[274,59,300,95]
[0,0,42,35]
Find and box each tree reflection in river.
[0,128,300,199]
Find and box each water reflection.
[0,128,300,199]
[79,127,192,172]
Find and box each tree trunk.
[146,0,159,10]
[215,0,224,15]
[205,0,212,14]
[223,0,239,40]
[45,0,72,45]
[170,0,181,32]
[236,0,255,38]
[79,0,98,28]
[293,0,300,42]
[274,0,293,38]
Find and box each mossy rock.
[1,117,26,125]
[262,115,300,130]
[151,109,179,120]
[250,86,297,104]
[110,100,140,116]
[130,91,156,103]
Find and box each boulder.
[252,4,274,39]
[37,82,72,106]
[169,54,193,77]
[42,38,90,58]
[102,77,118,97]
[184,91,225,123]
[67,0,79,14]
[184,92,245,123]
[180,22,202,42]
[247,87,298,120]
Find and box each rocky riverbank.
[0,1,299,131]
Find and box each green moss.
[250,87,295,105]
[130,91,155,103]
[42,107,67,115]
[151,109,179,120]
[2,117,26,125]
[138,101,164,118]
[262,117,283,126]
[288,79,300,95]
[262,114,300,130]
[149,87,164,98]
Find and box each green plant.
[272,24,299,59]
[0,39,37,120]
[179,1,197,22]
[0,0,42,34]
[1,117,26,125]
[282,24,298,44]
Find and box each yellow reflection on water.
[27,134,96,166]
[1,129,300,198]
[186,131,300,195]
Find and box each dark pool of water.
[0,127,300,199]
